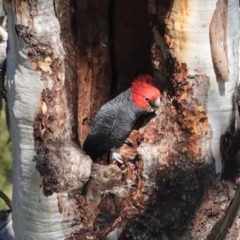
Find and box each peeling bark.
[210,0,229,82]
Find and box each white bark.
[167,0,239,173]
[4,2,70,239]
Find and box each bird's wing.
[83,105,118,152]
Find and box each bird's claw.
[112,152,123,164]
[125,138,133,147]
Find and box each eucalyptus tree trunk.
[3,0,240,239]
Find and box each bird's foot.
[124,138,133,147]
[111,148,123,164]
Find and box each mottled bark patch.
[172,67,210,159]
[190,181,236,240]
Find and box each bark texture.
[5,0,91,239]
[76,0,112,146]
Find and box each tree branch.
[0,190,11,210]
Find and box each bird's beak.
[148,97,161,112]
[153,97,161,108]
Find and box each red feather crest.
[131,75,161,110]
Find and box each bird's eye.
[145,97,149,102]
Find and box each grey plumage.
[83,89,144,160]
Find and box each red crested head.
[131,75,161,111]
